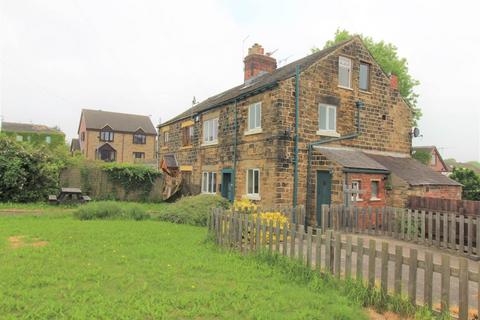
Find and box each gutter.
[293,65,300,207]
[305,101,364,226]
[232,100,238,201]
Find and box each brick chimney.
[244,43,277,82]
[390,74,398,90]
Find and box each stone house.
[158,37,461,225]
[1,121,65,148]
[77,109,157,164]
[412,146,450,174]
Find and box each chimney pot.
[244,43,277,82]
[390,74,398,90]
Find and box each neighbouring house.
[1,121,65,148]
[412,146,450,174]
[158,37,461,225]
[70,138,81,154]
[77,109,157,164]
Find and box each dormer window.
[100,126,114,142]
[133,129,146,144]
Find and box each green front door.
[221,169,234,202]
[316,171,332,225]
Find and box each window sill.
[246,194,261,201]
[338,85,353,91]
[351,199,364,202]
[201,141,218,147]
[359,89,372,95]
[316,130,340,138]
[201,192,217,195]
[369,198,382,202]
[244,128,263,136]
[180,145,193,150]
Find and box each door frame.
[316,170,332,226]
[221,168,234,202]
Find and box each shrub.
[74,201,149,221]
[154,194,230,226]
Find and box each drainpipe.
[305,100,364,225]
[293,65,300,208]
[232,100,238,201]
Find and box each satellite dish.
[413,127,420,137]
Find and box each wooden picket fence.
[321,205,480,259]
[209,208,480,320]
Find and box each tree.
[412,150,432,165]
[312,29,421,125]
[450,167,480,201]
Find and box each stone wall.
[60,166,164,202]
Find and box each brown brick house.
[412,146,450,174]
[158,37,461,225]
[78,109,157,164]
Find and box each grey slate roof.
[1,122,62,134]
[81,109,157,135]
[367,154,461,186]
[161,39,354,126]
[314,147,389,172]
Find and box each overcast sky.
[1,0,479,162]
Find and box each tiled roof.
[81,109,157,135]
[70,138,80,151]
[314,147,389,172]
[161,39,354,126]
[1,122,62,134]
[367,154,461,186]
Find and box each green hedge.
[74,201,150,221]
[153,194,230,226]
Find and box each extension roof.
[412,146,449,171]
[80,109,157,135]
[314,147,389,172]
[1,122,62,134]
[161,39,355,126]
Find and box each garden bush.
[154,194,230,226]
[74,201,150,221]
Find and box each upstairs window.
[247,102,262,132]
[359,62,370,91]
[338,56,352,88]
[318,104,337,134]
[133,152,145,161]
[100,127,114,142]
[182,126,194,146]
[163,131,169,144]
[203,118,218,144]
[201,172,217,194]
[133,131,146,144]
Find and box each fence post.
[255,217,261,250]
[436,212,441,248]
[334,232,341,278]
[282,222,288,256]
[441,254,450,313]
[368,239,376,288]
[249,217,255,252]
[459,258,469,320]
[325,230,333,273]
[424,251,433,310]
[443,213,448,248]
[261,223,267,249]
[408,248,418,304]
[428,211,433,246]
[345,235,352,279]
[298,227,304,263]
[268,220,273,253]
[315,228,322,271]
[239,217,243,253]
[356,237,364,283]
[477,217,480,256]
[421,210,426,244]
[381,242,388,295]
[459,214,465,255]
[450,214,456,251]
[290,224,296,258]
[275,221,281,253]
[394,245,402,296]
[468,216,473,256]
[306,227,313,268]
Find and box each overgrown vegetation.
[0,215,367,319]
[450,167,480,200]
[74,201,150,220]
[153,194,230,226]
[0,135,70,202]
[313,29,421,125]
[412,150,432,165]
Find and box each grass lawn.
[0,213,367,319]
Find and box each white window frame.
[338,56,352,89]
[202,118,218,145]
[359,62,370,92]
[163,131,169,144]
[351,180,363,202]
[201,171,217,194]
[245,102,262,135]
[370,180,381,201]
[246,168,260,200]
[316,103,339,137]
